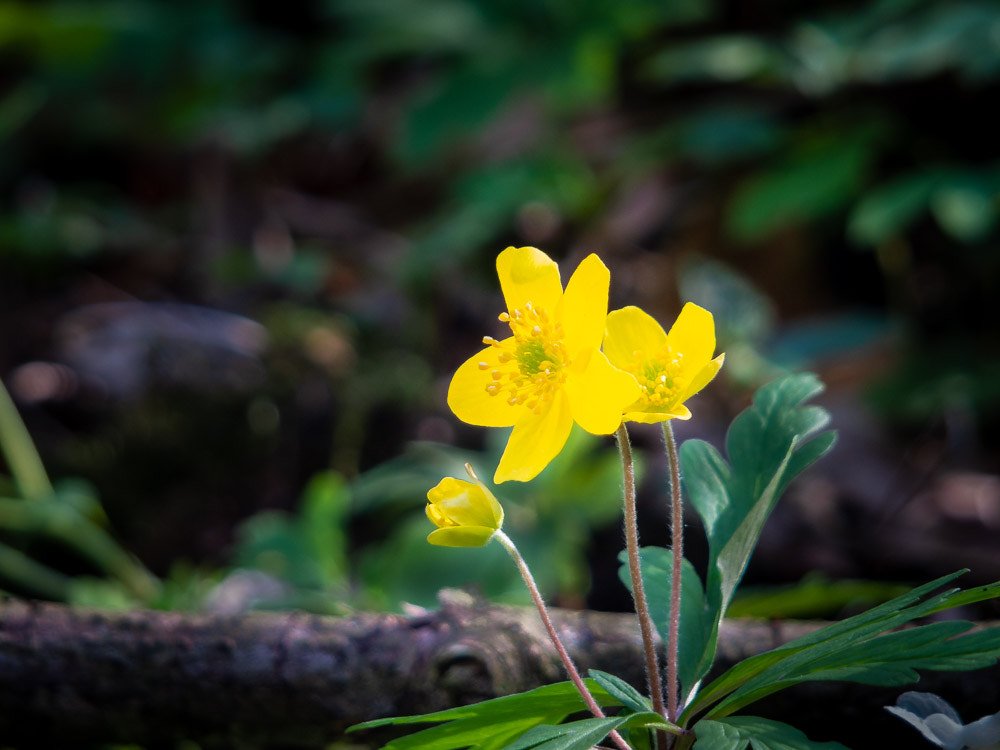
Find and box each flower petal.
[560,254,610,355]
[665,302,716,370]
[623,404,692,424]
[447,343,520,427]
[496,246,562,315]
[564,349,640,434]
[494,390,573,483]
[604,306,668,369]
[677,352,725,404]
[427,526,496,547]
[428,478,499,528]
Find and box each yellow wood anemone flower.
[448,246,641,483]
[604,302,725,424]
[426,464,504,547]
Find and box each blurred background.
[1,0,999,621]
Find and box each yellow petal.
[559,254,610,355]
[427,478,500,528]
[496,246,562,315]
[677,352,725,404]
[564,350,641,434]
[623,404,692,424]
[427,526,496,547]
[447,343,520,427]
[494,391,573,483]
[604,306,668,368]
[665,303,716,371]
[426,502,450,527]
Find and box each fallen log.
[0,592,997,748]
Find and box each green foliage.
[0,378,158,603]
[726,575,910,620]
[351,678,677,750]
[681,373,837,689]
[352,426,629,609]
[686,572,1000,721]
[351,680,622,750]
[694,717,848,750]
[618,547,710,699]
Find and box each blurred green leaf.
[848,170,939,245]
[727,574,910,619]
[643,36,779,83]
[727,137,872,241]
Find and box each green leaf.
[503,717,627,750]
[681,373,836,690]
[694,716,848,750]
[350,680,622,750]
[848,171,939,245]
[687,572,966,718]
[726,138,871,241]
[0,377,53,501]
[588,669,653,714]
[697,573,1000,720]
[617,548,710,698]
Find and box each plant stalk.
[662,422,682,725]
[615,425,669,745]
[494,530,632,750]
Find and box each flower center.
[478,302,567,415]
[628,345,686,409]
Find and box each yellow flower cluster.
[449,246,724,482]
[428,246,724,546]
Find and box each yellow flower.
[448,246,641,483]
[426,464,504,547]
[604,303,725,424]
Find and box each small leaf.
[589,669,653,714]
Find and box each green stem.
[616,425,669,740]
[0,498,159,602]
[494,530,632,750]
[0,378,53,501]
[0,540,72,599]
[662,422,682,726]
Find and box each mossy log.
[0,592,997,748]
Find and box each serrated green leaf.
[617,548,710,697]
[687,572,966,717]
[681,373,836,692]
[589,670,653,714]
[926,579,1000,614]
[697,573,1000,720]
[695,716,848,750]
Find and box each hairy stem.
[494,531,632,750]
[616,425,669,744]
[662,422,682,726]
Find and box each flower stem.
[494,530,632,750]
[615,425,669,734]
[661,422,682,725]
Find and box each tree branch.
[0,593,997,748]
